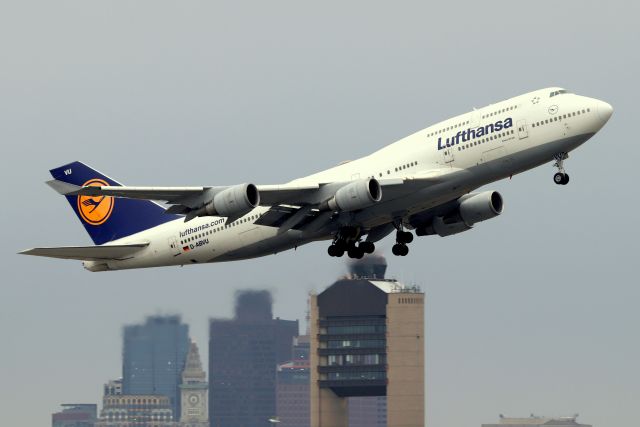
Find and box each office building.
[310,275,424,427]
[96,395,176,427]
[348,396,387,427]
[209,290,299,427]
[104,379,123,396]
[52,404,97,427]
[276,335,310,427]
[122,315,190,419]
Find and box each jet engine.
[416,191,503,237]
[458,191,503,225]
[321,178,382,212]
[192,183,260,218]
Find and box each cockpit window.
[550,89,570,97]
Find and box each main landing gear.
[392,228,413,257]
[327,224,415,258]
[327,227,375,259]
[553,152,570,185]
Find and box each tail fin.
[50,161,179,245]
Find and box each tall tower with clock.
[179,340,209,427]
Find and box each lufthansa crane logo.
[77,179,114,225]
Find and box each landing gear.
[327,227,375,258]
[327,244,344,257]
[347,245,365,259]
[553,172,570,185]
[396,231,413,244]
[392,243,409,256]
[391,226,413,256]
[359,241,375,254]
[553,152,570,185]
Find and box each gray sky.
[1,1,638,426]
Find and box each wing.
[19,243,149,261]
[47,166,462,225]
[48,180,321,207]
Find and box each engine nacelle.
[417,216,472,237]
[322,178,382,212]
[458,191,503,226]
[201,183,260,217]
[415,191,503,237]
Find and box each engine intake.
[458,191,503,226]
[321,178,382,212]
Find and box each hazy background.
[1,1,638,426]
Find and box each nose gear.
[553,152,570,185]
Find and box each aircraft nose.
[597,100,613,123]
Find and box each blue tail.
[50,161,180,245]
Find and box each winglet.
[46,179,82,195]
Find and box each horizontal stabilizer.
[46,179,82,195]
[19,243,149,261]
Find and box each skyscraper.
[122,315,189,419]
[209,290,299,427]
[310,273,425,427]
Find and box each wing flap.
[19,243,149,261]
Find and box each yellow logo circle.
[77,179,114,226]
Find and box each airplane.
[20,87,613,271]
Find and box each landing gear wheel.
[328,244,345,257]
[334,240,347,251]
[554,172,569,185]
[359,241,375,254]
[554,172,565,185]
[348,246,364,259]
[392,243,409,256]
[397,231,414,244]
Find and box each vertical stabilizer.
[49,161,179,245]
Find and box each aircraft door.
[517,119,529,139]
[168,236,181,256]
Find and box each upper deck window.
[550,89,570,97]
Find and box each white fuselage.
[84,87,612,271]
